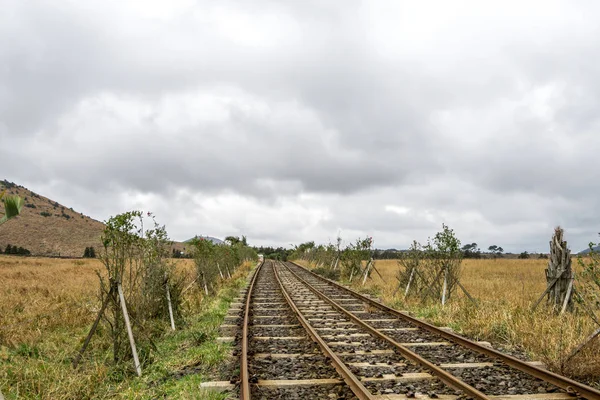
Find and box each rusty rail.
[281,262,491,399]
[287,261,600,400]
[240,260,264,400]
[272,261,376,400]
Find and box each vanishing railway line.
[236,260,600,399]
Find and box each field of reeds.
[0,255,252,399]
[297,258,600,382]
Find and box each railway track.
[237,260,600,399]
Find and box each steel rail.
[287,261,600,400]
[240,260,264,400]
[273,261,376,400]
[281,262,491,400]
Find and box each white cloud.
[3,0,600,252]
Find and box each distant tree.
[83,247,97,258]
[5,244,12,254]
[538,253,549,259]
[461,243,481,259]
[488,245,504,260]
[518,251,530,259]
[225,236,241,245]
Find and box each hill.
[184,236,224,245]
[578,245,600,255]
[0,180,104,257]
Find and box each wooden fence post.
[362,259,373,286]
[117,282,142,377]
[404,268,416,298]
[441,267,448,305]
[165,274,176,331]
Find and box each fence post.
[362,259,373,286]
[441,267,448,305]
[165,274,176,331]
[117,282,142,377]
[404,267,416,298]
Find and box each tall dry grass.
[298,258,600,381]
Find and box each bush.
[40,211,51,217]
[17,247,31,256]
[83,247,96,258]
[25,203,36,209]
[97,211,184,365]
[1,180,16,189]
[3,244,30,256]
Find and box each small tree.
[96,211,182,366]
[191,237,219,295]
[488,245,504,259]
[396,241,424,297]
[461,243,481,259]
[341,237,372,282]
[421,224,464,304]
[84,246,97,258]
[518,251,530,259]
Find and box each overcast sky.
[2,0,600,252]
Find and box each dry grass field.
[297,258,600,381]
[0,255,247,399]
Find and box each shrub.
[341,237,373,281]
[83,247,96,258]
[97,211,183,364]
[3,244,30,256]
[40,211,51,217]
[25,203,36,209]
[420,224,463,304]
[17,247,31,256]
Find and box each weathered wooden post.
[117,282,142,376]
[533,227,574,312]
[441,266,449,305]
[361,258,373,286]
[165,273,176,331]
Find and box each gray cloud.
[3,0,600,252]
